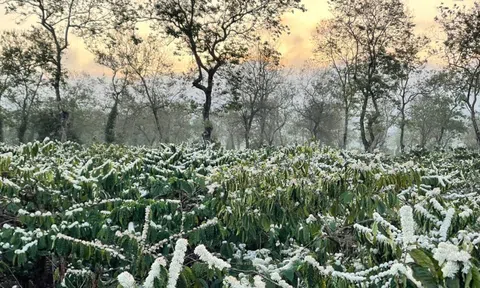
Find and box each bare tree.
[388,35,430,153]
[123,34,183,144]
[437,3,480,146]
[88,32,132,143]
[313,20,357,148]
[0,47,13,143]
[225,42,282,148]
[297,71,343,146]
[256,84,294,147]
[408,93,465,149]
[0,30,46,143]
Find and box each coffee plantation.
[1,140,480,287]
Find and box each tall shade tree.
[0,49,13,143]
[388,35,429,153]
[328,0,415,152]
[437,3,480,146]
[313,20,357,149]
[88,33,132,144]
[125,34,183,144]
[297,70,343,146]
[2,0,110,141]
[0,30,46,143]
[225,42,283,149]
[408,72,466,149]
[257,83,294,146]
[146,0,305,142]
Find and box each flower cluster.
[166,238,188,288]
[143,257,167,288]
[399,205,416,247]
[117,271,136,288]
[194,244,231,270]
[433,242,471,278]
[56,233,125,260]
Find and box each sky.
[0,0,474,75]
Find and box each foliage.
[436,2,480,146]
[224,42,287,149]
[1,141,480,287]
[327,0,416,152]
[138,0,305,141]
[407,71,467,149]
[297,70,344,146]
[0,30,47,143]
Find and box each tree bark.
[366,97,381,152]
[399,109,406,153]
[470,109,480,147]
[105,101,119,144]
[0,112,4,143]
[202,87,213,142]
[359,94,370,151]
[54,51,68,142]
[18,115,28,143]
[342,106,349,149]
[151,108,164,143]
[243,116,254,149]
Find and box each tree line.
[0,0,479,152]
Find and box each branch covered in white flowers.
[1,141,480,287]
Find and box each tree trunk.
[243,117,253,149]
[359,94,370,151]
[59,110,69,142]
[470,110,480,147]
[399,109,406,153]
[342,106,349,149]
[105,101,119,144]
[151,108,163,143]
[0,112,4,143]
[244,129,250,149]
[54,81,68,142]
[420,126,427,149]
[366,97,381,152]
[53,50,68,142]
[437,126,445,147]
[202,88,213,142]
[226,132,235,149]
[258,114,267,147]
[18,115,28,143]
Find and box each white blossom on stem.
[166,238,188,288]
[117,271,136,288]
[399,206,416,247]
[194,244,231,270]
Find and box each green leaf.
[372,222,378,238]
[411,265,437,288]
[196,279,209,288]
[446,277,460,288]
[466,269,473,288]
[409,249,437,275]
[472,266,480,288]
[282,266,295,282]
[340,191,354,204]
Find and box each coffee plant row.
[0,139,479,287]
